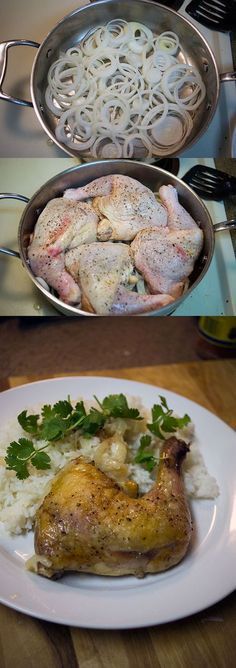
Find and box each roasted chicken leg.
[34,437,192,579]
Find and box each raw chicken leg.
[64,175,168,241]
[28,198,98,304]
[65,242,174,314]
[63,176,114,201]
[131,184,204,298]
[65,242,133,313]
[159,185,199,230]
[29,249,81,304]
[110,286,174,314]
[33,437,192,579]
[131,226,203,298]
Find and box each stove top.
[0,157,235,316]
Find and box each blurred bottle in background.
[196,317,236,359]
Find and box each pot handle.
[214,220,236,232]
[0,246,20,259]
[219,72,236,83]
[0,192,29,259]
[0,39,40,107]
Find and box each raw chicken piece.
[110,286,174,314]
[33,437,192,579]
[159,185,198,230]
[65,243,174,314]
[65,242,133,314]
[131,226,203,299]
[64,174,167,241]
[63,176,114,201]
[28,198,98,304]
[29,198,98,254]
[29,250,81,305]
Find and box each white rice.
[0,397,219,535]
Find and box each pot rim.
[16,159,214,317]
[30,0,220,159]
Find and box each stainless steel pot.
[0,0,235,159]
[0,160,235,316]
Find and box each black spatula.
[182,164,236,199]
[185,0,235,32]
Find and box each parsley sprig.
[5,394,143,480]
[4,394,191,480]
[147,395,190,439]
[134,435,157,472]
[5,438,51,480]
[134,396,190,472]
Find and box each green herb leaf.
[40,416,66,441]
[5,438,51,479]
[147,396,191,439]
[17,410,39,435]
[135,434,157,472]
[53,400,73,418]
[40,402,73,441]
[5,438,35,480]
[31,451,51,471]
[41,404,53,420]
[75,401,86,416]
[67,401,87,430]
[94,394,142,420]
[139,434,152,449]
[82,409,106,436]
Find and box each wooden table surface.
[0,359,235,668]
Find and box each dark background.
[1,316,235,377]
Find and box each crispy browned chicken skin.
[34,437,192,579]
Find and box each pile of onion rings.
[45,20,206,159]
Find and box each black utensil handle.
[228,175,236,190]
[185,1,233,33]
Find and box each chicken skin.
[34,437,192,579]
[65,242,133,314]
[131,226,203,299]
[65,242,174,314]
[159,184,198,230]
[110,286,174,314]
[29,250,81,305]
[64,174,168,241]
[28,198,98,304]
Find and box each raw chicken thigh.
[28,198,98,304]
[131,185,204,298]
[65,242,173,314]
[65,242,133,314]
[34,437,192,579]
[131,227,203,299]
[64,174,168,241]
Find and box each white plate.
[0,376,235,629]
